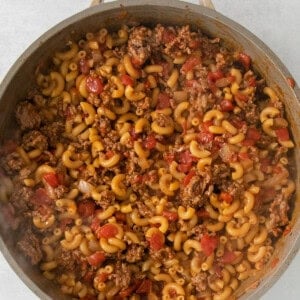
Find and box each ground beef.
[156,113,174,128]
[17,229,42,265]
[267,194,289,236]
[113,262,131,290]
[41,121,64,147]
[128,26,152,66]
[190,271,208,292]
[15,101,41,131]
[125,244,144,263]
[212,163,231,184]
[10,185,33,212]
[191,224,207,240]
[22,130,48,151]
[94,190,115,209]
[56,249,82,273]
[244,102,260,125]
[180,173,210,208]
[136,201,153,218]
[256,133,275,149]
[150,247,175,263]
[0,152,25,175]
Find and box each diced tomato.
[181,56,201,73]
[129,127,139,141]
[197,208,210,218]
[143,134,157,149]
[207,70,224,84]
[270,257,280,269]
[121,74,134,86]
[220,251,236,264]
[238,152,249,160]
[162,210,179,222]
[164,152,175,164]
[32,188,52,206]
[183,170,196,187]
[177,163,191,174]
[235,92,248,102]
[149,230,165,251]
[78,200,96,218]
[162,29,176,43]
[43,172,60,188]
[200,234,219,257]
[283,225,292,236]
[105,150,115,159]
[202,120,213,132]
[220,99,234,112]
[275,128,290,141]
[179,150,195,165]
[238,52,251,70]
[287,77,296,88]
[96,223,118,239]
[242,139,255,147]
[86,75,103,94]
[246,128,261,141]
[197,132,214,144]
[87,251,106,267]
[157,92,171,109]
[189,39,201,49]
[136,279,152,294]
[90,217,101,233]
[97,272,109,283]
[219,192,233,204]
[78,59,90,75]
[247,76,257,87]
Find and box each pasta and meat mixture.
[0,24,295,300]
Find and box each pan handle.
[199,0,215,10]
[91,0,215,10]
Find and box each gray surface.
[0,0,299,299]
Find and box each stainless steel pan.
[0,1,299,299]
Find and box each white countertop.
[0,0,299,299]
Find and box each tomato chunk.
[78,59,90,75]
[181,56,201,73]
[136,279,152,294]
[162,29,176,43]
[219,192,233,204]
[246,128,261,141]
[162,210,179,222]
[183,170,196,187]
[86,75,103,94]
[164,152,175,164]
[179,150,195,165]
[157,92,171,109]
[238,52,251,70]
[220,251,236,264]
[149,230,165,251]
[43,172,60,188]
[177,163,191,174]
[207,70,224,84]
[201,234,219,257]
[87,251,106,267]
[78,200,96,218]
[143,135,157,150]
[275,128,290,141]
[121,74,134,86]
[220,99,234,112]
[96,223,119,239]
